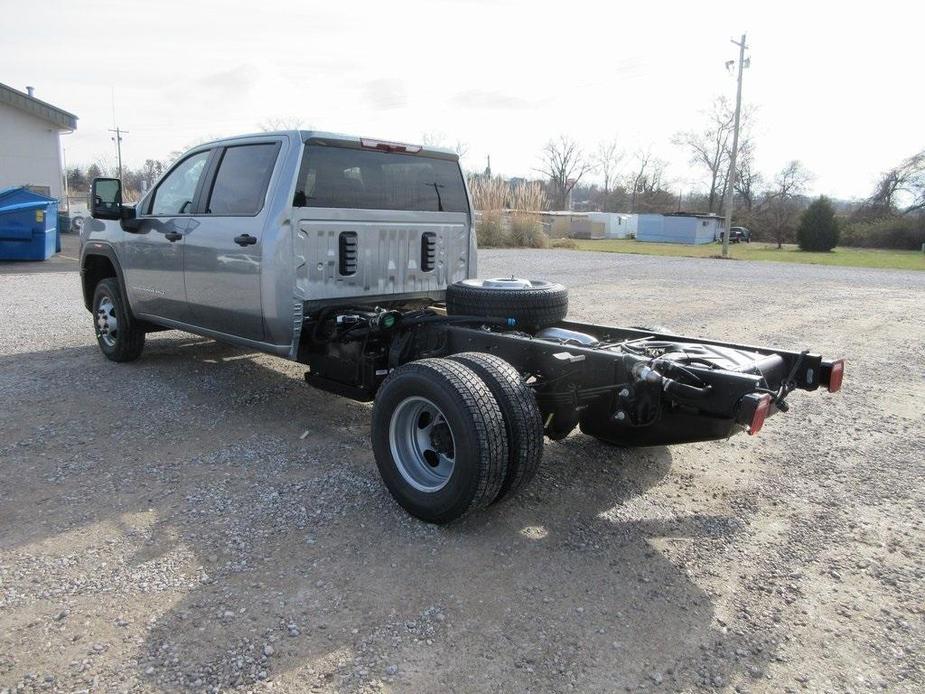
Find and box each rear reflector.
[827,359,845,393]
[360,138,422,153]
[748,394,772,436]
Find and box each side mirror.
[91,178,123,220]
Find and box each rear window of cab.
[294,144,468,213]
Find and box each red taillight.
[360,138,422,153]
[827,359,845,393]
[748,394,772,436]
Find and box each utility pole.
[721,33,748,258]
[109,127,128,183]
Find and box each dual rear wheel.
[371,354,543,524]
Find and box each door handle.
[164,231,183,242]
[234,234,258,247]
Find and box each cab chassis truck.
[82,131,844,523]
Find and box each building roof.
[664,211,723,219]
[0,82,77,130]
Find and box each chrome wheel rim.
[389,396,456,492]
[96,296,118,347]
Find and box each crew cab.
[82,130,843,523]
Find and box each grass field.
[570,239,925,271]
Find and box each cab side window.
[206,143,280,215]
[150,151,210,216]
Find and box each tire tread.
[449,352,543,501]
[446,281,568,329]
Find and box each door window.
[150,151,210,215]
[206,143,280,215]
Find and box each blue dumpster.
[0,187,59,261]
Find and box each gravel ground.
[1,243,923,693]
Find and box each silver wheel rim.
[459,277,549,290]
[96,296,118,347]
[389,396,456,493]
[481,277,532,289]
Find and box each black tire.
[371,358,509,523]
[92,278,145,362]
[449,352,543,502]
[446,278,568,330]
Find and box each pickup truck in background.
[718,225,752,243]
[81,130,844,523]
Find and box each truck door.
[123,149,211,323]
[182,141,281,341]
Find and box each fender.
[79,241,130,313]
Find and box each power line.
[721,33,749,258]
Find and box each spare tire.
[446,278,568,330]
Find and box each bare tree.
[594,138,624,196]
[258,116,306,132]
[673,97,751,214]
[537,136,592,209]
[757,160,812,248]
[421,132,469,160]
[863,150,925,216]
[625,149,668,212]
[734,141,762,210]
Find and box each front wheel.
[371,359,509,523]
[92,278,145,362]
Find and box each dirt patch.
[1,250,922,692]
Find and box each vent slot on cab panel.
[420,232,436,272]
[339,231,358,276]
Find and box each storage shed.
[539,211,605,239]
[588,212,637,239]
[636,213,721,245]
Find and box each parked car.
[64,200,89,233]
[719,226,751,243]
[81,130,844,523]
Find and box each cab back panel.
[293,209,469,304]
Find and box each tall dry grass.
[468,175,509,247]
[509,182,548,248]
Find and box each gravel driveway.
[1,245,922,693]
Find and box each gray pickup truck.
[82,130,844,523]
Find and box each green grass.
[569,239,925,271]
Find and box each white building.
[588,212,638,239]
[0,83,77,200]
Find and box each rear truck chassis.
[302,309,843,447]
[83,264,844,524]
[294,291,843,523]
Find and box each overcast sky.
[4,0,922,199]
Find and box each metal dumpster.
[0,187,59,261]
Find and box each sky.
[3,0,922,200]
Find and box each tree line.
[66,159,167,202]
[528,96,924,250]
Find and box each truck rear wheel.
[371,358,509,523]
[92,278,145,362]
[446,278,568,330]
[449,352,543,502]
